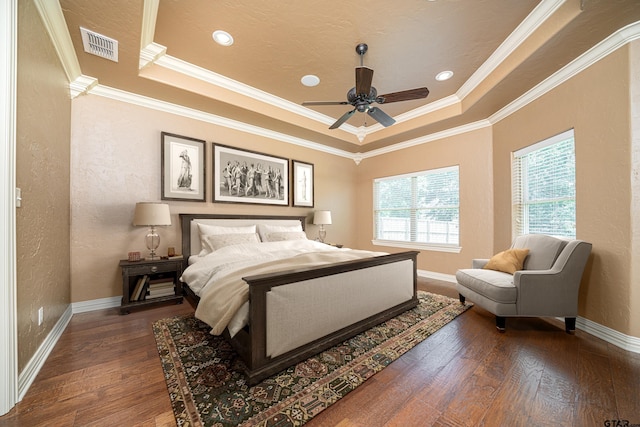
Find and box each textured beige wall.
[494,46,635,336]
[355,127,494,274]
[69,95,358,302]
[16,1,72,371]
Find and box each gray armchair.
[455,234,592,333]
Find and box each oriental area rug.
[153,291,472,427]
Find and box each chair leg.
[496,316,506,332]
[565,317,576,334]
[458,293,466,304]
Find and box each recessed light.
[212,30,234,46]
[301,74,320,87]
[436,70,454,81]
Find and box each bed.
[179,213,419,384]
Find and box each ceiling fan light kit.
[302,43,429,129]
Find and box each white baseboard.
[577,316,640,353]
[420,269,640,354]
[417,269,457,283]
[71,295,121,314]
[18,304,72,401]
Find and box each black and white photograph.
[291,159,314,207]
[213,143,289,206]
[161,132,206,202]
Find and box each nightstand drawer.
[125,261,180,276]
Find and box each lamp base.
[145,226,160,260]
[318,227,327,243]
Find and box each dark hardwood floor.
[1,278,639,426]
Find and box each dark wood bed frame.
[180,213,419,384]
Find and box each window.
[512,129,576,239]
[373,166,459,250]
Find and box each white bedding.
[180,239,387,335]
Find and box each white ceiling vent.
[80,27,118,62]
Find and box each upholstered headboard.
[179,213,307,262]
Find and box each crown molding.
[89,84,356,159]
[457,0,566,100]
[490,20,640,124]
[33,0,81,83]
[357,120,492,161]
[69,74,98,98]
[153,53,362,135]
[139,42,166,70]
[364,94,462,134]
[140,0,159,49]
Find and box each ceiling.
[55,0,640,155]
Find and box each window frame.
[511,128,576,240]
[372,165,461,253]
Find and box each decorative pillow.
[264,231,308,242]
[200,233,260,254]
[257,223,303,241]
[483,248,530,274]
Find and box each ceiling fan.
[302,43,430,129]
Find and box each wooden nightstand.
[119,258,184,314]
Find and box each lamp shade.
[132,202,171,226]
[313,210,332,225]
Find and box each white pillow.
[257,223,303,241]
[263,231,308,242]
[201,233,260,254]
[197,223,256,236]
[197,223,257,256]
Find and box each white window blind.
[512,129,576,238]
[373,166,459,247]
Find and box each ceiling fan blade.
[302,101,349,106]
[329,109,356,129]
[377,87,429,104]
[355,67,374,96]
[367,107,396,127]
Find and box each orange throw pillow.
[483,248,530,274]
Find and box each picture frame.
[161,132,206,202]
[213,143,289,206]
[291,159,314,207]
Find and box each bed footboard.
[232,251,418,384]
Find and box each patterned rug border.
[153,291,472,427]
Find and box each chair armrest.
[513,269,574,316]
[513,240,591,316]
[472,259,489,269]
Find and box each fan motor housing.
[347,86,377,103]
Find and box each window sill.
[371,240,462,253]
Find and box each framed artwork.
[213,143,289,206]
[291,160,314,207]
[161,132,206,202]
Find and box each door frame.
[0,0,19,416]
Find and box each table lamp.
[133,202,171,259]
[313,210,332,243]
